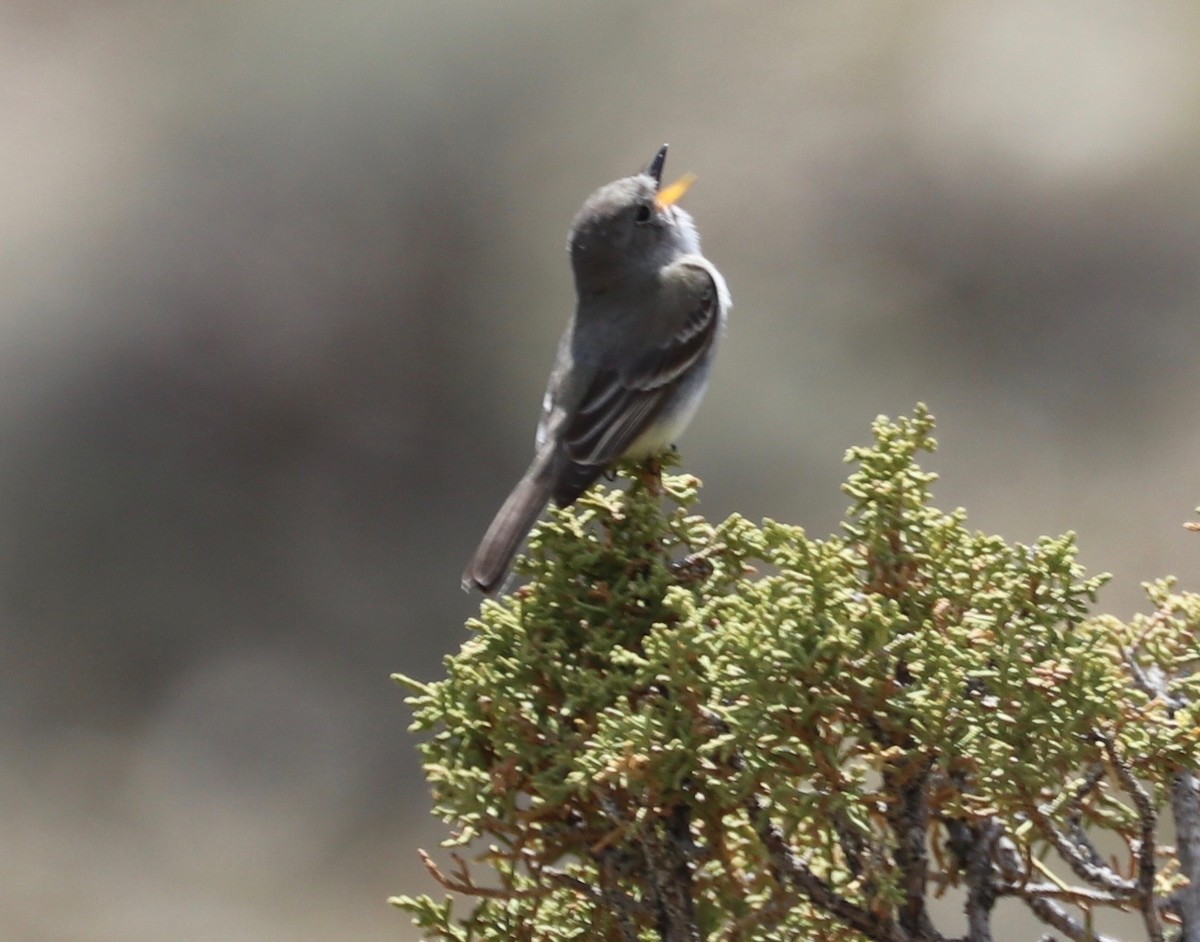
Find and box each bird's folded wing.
[563,260,720,466]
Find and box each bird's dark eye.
[633,203,653,224]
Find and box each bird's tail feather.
[462,459,556,595]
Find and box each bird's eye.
[633,203,653,224]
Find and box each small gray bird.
[463,145,730,594]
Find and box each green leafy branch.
[394,405,1200,942]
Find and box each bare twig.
[638,802,700,942]
[1027,801,1135,895]
[993,834,1121,942]
[1062,765,1112,874]
[591,847,654,939]
[1171,768,1200,942]
[995,881,1130,906]
[420,849,550,900]
[1123,648,1163,701]
[1064,813,1108,878]
[1127,638,1200,942]
[749,795,913,942]
[950,816,998,940]
[1101,734,1162,942]
[885,755,939,939]
[832,806,870,878]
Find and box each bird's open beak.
[646,143,695,210]
[646,144,668,186]
[655,172,696,209]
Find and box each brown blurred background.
[2,3,1198,939]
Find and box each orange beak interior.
[655,172,697,210]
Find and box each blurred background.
[2,2,1199,939]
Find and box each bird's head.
[568,144,700,293]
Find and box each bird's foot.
[637,456,664,495]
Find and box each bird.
[462,144,730,595]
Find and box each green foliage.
[393,406,1200,941]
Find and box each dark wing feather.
[552,262,720,504]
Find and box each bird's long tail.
[462,456,557,595]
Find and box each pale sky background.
[2,3,1199,939]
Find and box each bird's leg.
[637,455,664,495]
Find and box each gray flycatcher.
[463,144,730,594]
